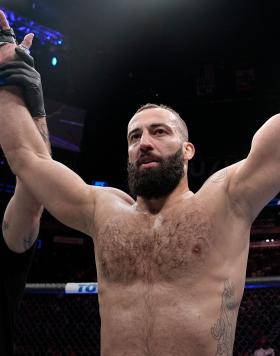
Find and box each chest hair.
[95,207,214,283]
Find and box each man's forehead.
[128,108,177,132]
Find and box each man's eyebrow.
[127,127,141,139]
[127,123,173,139]
[150,123,171,130]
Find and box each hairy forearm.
[7,116,51,219]
[5,116,52,230]
[33,116,52,154]
[1,97,51,252]
[0,88,51,174]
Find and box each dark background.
[1,0,280,188]
[0,0,280,282]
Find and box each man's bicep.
[21,154,95,235]
[229,153,280,221]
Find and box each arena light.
[51,56,58,66]
[0,6,64,46]
[92,180,109,187]
[267,197,280,207]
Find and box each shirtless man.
[0,10,279,356]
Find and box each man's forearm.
[2,108,51,253]
[33,116,52,155]
[0,88,51,174]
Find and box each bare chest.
[95,207,214,283]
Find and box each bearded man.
[0,9,279,356]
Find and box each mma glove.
[0,27,17,46]
[0,47,46,118]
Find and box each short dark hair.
[135,103,189,141]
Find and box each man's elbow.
[6,147,49,177]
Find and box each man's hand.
[0,10,45,117]
[0,60,46,117]
[0,10,34,65]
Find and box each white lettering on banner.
[65,283,98,294]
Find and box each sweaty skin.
[0,10,279,356]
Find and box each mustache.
[127,147,184,199]
[136,153,162,167]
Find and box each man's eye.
[155,129,165,135]
[130,134,140,141]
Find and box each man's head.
[127,103,195,199]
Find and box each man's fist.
[0,10,34,64]
[0,60,46,118]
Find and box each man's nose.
[139,132,153,151]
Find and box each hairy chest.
[95,208,214,283]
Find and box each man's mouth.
[137,156,160,168]
[140,161,159,168]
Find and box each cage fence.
[14,279,280,355]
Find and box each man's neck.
[135,178,192,214]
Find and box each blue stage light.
[51,56,58,66]
[1,7,64,47]
[37,239,43,249]
[92,180,109,187]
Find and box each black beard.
[127,147,185,199]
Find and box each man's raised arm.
[0,11,95,236]
[0,88,95,236]
[3,178,43,253]
[3,117,51,253]
[228,114,280,222]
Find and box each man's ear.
[183,141,195,161]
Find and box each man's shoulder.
[210,161,245,184]
[90,186,135,235]
[196,160,250,219]
[198,161,244,195]
[91,185,135,206]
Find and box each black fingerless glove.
[0,48,46,118]
[15,46,35,67]
[0,27,17,46]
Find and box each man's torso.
[91,171,251,356]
